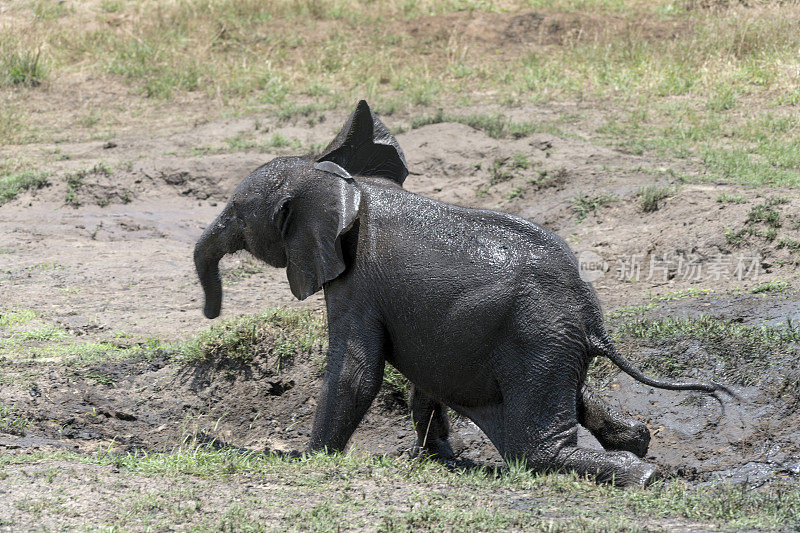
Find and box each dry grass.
[2,1,799,108]
[1,1,799,185]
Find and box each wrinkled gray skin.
[195,101,730,487]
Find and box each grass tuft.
[0,48,46,87]
[726,197,791,246]
[222,132,301,153]
[488,154,531,186]
[706,85,737,112]
[746,198,784,228]
[750,280,789,294]
[716,193,746,204]
[639,185,672,212]
[178,309,326,365]
[0,403,30,436]
[410,109,545,139]
[63,163,113,207]
[572,194,616,222]
[0,170,49,205]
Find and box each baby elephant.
[194,100,730,486]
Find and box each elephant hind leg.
[578,384,651,458]
[409,386,454,460]
[499,366,657,487]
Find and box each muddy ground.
[1,98,800,527]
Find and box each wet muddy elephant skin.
[194,101,730,487]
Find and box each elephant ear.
[316,100,409,186]
[275,176,361,300]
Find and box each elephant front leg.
[578,384,651,458]
[409,385,455,461]
[307,333,385,454]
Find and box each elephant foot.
[590,452,660,488]
[609,460,659,488]
[551,447,660,488]
[597,419,651,459]
[579,386,652,459]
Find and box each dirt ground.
[3,102,797,336]
[1,86,800,531]
[2,100,799,466]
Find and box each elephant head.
[194,100,408,318]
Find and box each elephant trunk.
[194,206,243,319]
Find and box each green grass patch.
[3,445,797,530]
[0,308,69,348]
[64,172,84,207]
[746,198,786,228]
[706,85,737,112]
[617,315,800,346]
[31,0,70,20]
[100,0,123,14]
[222,132,302,153]
[650,288,714,302]
[750,280,790,294]
[0,403,31,436]
[15,325,67,342]
[44,341,146,366]
[596,102,800,188]
[0,309,37,328]
[572,194,616,222]
[0,307,405,395]
[507,187,525,200]
[716,193,746,204]
[609,314,800,386]
[638,184,672,213]
[382,365,411,398]
[0,306,156,366]
[223,132,259,151]
[777,236,800,253]
[0,47,46,87]
[607,303,656,320]
[177,308,411,395]
[410,109,553,139]
[178,308,326,364]
[276,102,329,122]
[0,170,49,205]
[266,133,300,149]
[488,154,531,186]
[726,197,793,246]
[702,147,800,187]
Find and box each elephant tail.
[591,334,738,398]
